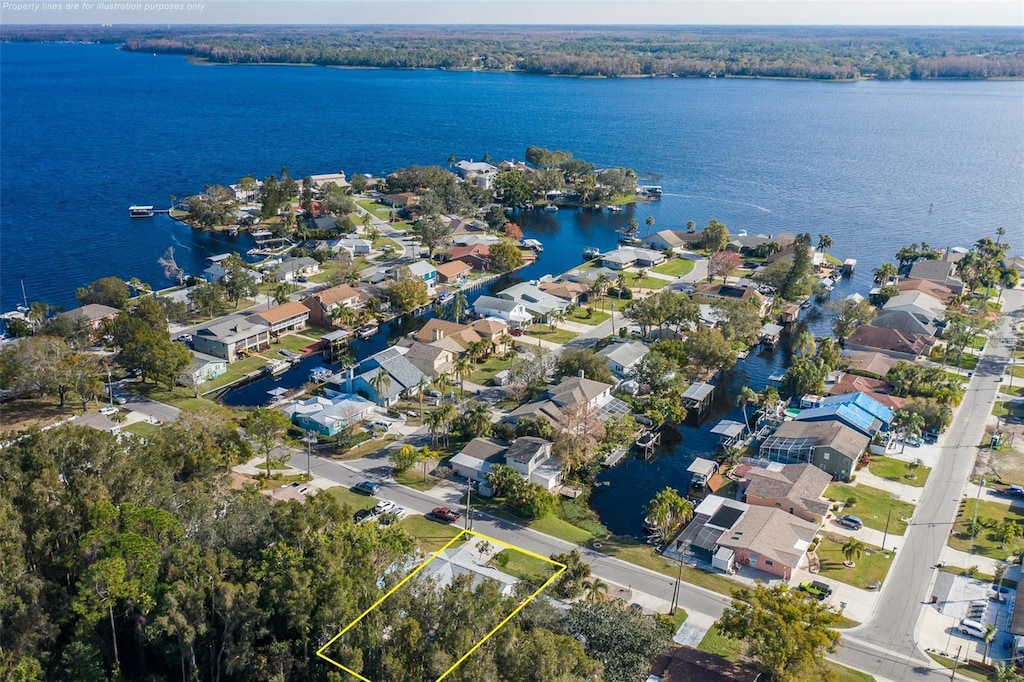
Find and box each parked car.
[798,580,833,600]
[99,406,119,416]
[176,333,192,344]
[1006,485,1024,497]
[959,619,988,638]
[369,419,393,431]
[353,508,375,523]
[373,500,397,515]
[430,507,461,524]
[112,394,128,405]
[838,515,863,530]
[509,327,525,337]
[352,481,380,496]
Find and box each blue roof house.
[794,392,893,438]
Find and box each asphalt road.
[835,287,1024,680]
[288,449,734,621]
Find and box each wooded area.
[4,25,1023,80]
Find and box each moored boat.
[355,323,379,339]
[583,247,601,259]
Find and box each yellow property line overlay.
[316,527,567,681]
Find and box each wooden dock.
[602,447,628,467]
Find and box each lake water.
[2,43,1022,533]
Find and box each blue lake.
[2,43,1022,533]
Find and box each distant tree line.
[5,25,1019,80]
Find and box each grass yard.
[927,654,993,681]
[525,325,579,344]
[831,663,876,682]
[943,352,980,371]
[698,627,745,661]
[131,382,221,413]
[825,483,915,535]
[652,258,697,277]
[399,515,465,555]
[265,333,319,355]
[567,306,612,325]
[994,401,1024,420]
[815,537,895,590]
[123,421,162,439]
[339,434,401,460]
[395,468,440,491]
[356,199,393,219]
[628,274,668,291]
[867,456,931,488]
[468,355,514,385]
[490,548,556,584]
[326,485,379,512]
[297,326,337,340]
[948,498,1024,559]
[200,356,268,393]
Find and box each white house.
[497,282,571,318]
[596,340,649,379]
[642,230,687,253]
[418,545,518,597]
[453,160,499,190]
[404,260,438,291]
[473,295,533,326]
[449,437,509,483]
[874,291,946,336]
[505,437,562,490]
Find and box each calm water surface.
[2,43,1022,533]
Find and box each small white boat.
[543,205,559,213]
[265,359,289,376]
[605,205,622,213]
[355,323,379,339]
[437,291,455,305]
[583,247,600,259]
[309,367,333,383]
[522,239,544,252]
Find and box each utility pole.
[970,477,986,557]
[670,540,684,614]
[465,478,473,531]
[304,430,313,480]
[950,645,962,679]
[882,508,892,551]
[106,364,113,409]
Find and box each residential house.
[352,347,427,406]
[538,280,589,305]
[452,233,500,247]
[908,258,965,294]
[337,238,372,256]
[566,266,620,289]
[193,315,270,362]
[470,317,510,355]
[893,277,956,304]
[447,243,490,270]
[60,303,119,331]
[404,261,438,291]
[418,545,518,597]
[202,256,264,284]
[596,340,649,379]
[250,301,309,337]
[827,374,906,411]
[504,375,618,427]
[760,419,869,480]
[874,291,946,336]
[844,326,936,361]
[648,646,762,682]
[302,284,365,328]
[1003,255,1024,281]
[230,179,262,203]
[497,282,571,318]
[453,160,499,189]
[434,259,472,285]
[187,351,227,385]
[726,233,774,254]
[450,437,509,483]
[309,171,350,191]
[273,256,320,282]
[738,462,833,524]
[601,248,638,270]
[693,283,770,317]
[795,391,894,436]
[399,341,455,379]
[642,230,687,253]
[310,215,340,232]
[284,393,376,437]
[473,295,532,326]
[505,437,562,490]
[413,318,483,350]
[381,192,420,209]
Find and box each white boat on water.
[583,247,601,259]
[265,359,290,376]
[543,205,559,213]
[522,238,544,252]
[355,323,379,339]
[605,205,622,213]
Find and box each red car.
[431,507,462,524]
[509,327,525,337]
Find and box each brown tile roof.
[650,646,762,682]
[435,260,472,278]
[307,284,362,308]
[717,505,819,569]
[894,278,955,303]
[742,463,832,517]
[448,244,490,260]
[471,318,508,336]
[254,301,309,325]
[829,374,906,411]
[413,319,481,347]
[840,350,904,378]
[846,325,935,356]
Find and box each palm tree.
[906,458,923,480]
[645,215,656,237]
[437,403,458,447]
[592,273,610,309]
[872,262,898,284]
[453,355,473,395]
[583,578,609,603]
[425,410,445,446]
[467,339,490,363]
[628,217,639,235]
[452,291,468,324]
[794,331,816,359]
[841,537,865,568]
[616,272,629,298]
[644,487,695,543]
[983,624,998,665]
[415,376,428,421]
[417,445,436,482]
[369,370,392,405]
[995,226,1006,246]
[738,385,758,428]
[273,283,291,305]
[817,234,833,254]
[465,402,493,438]
[547,309,565,332]
[993,663,1022,682]
[997,520,1020,549]
[634,268,648,293]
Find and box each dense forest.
[3,25,1024,80]
[0,417,673,681]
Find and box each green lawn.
[123,421,162,438]
[376,237,403,256]
[590,295,632,312]
[200,356,268,393]
[266,333,320,354]
[927,654,994,681]
[468,355,514,385]
[628,274,668,291]
[131,382,222,413]
[398,515,465,555]
[490,549,556,584]
[525,325,579,344]
[994,401,1024,420]
[566,306,612,326]
[395,468,440,491]
[652,258,697,277]
[297,326,337,340]
[325,485,379,513]
[867,456,931,488]
[698,626,745,661]
[831,662,875,682]
[815,537,895,589]
[825,483,915,535]
[948,498,1024,559]
[356,199,393,219]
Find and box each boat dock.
[602,446,629,467]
